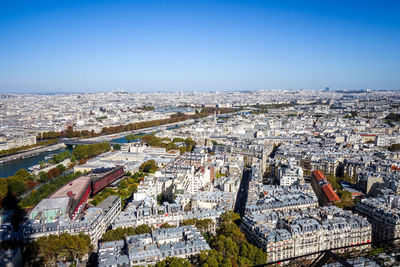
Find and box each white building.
[278,160,304,186]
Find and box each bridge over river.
[62,119,197,147]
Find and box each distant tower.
[324,87,330,92]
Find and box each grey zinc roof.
[96,195,120,213]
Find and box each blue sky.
[0,0,399,93]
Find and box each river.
[110,125,181,144]
[1,124,183,178]
[0,147,71,178]
[110,136,141,144]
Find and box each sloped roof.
[313,170,325,181]
[321,184,341,203]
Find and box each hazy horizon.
[1,87,397,96]
[1,0,399,93]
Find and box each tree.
[239,242,268,265]
[198,250,223,267]
[195,218,213,233]
[102,227,136,242]
[160,223,174,229]
[53,150,72,164]
[90,173,140,206]
[19,172,82,209]
[56,164,66,173]
[184,137,196,151]
[0,139,58,157]
[155,257,191,267]
[39,160,46,169]
[113,144,121,151]
[35,233,92,266]
[37,108,236,143]
[179,147,186,155]
[46,167,62,180]
[14,169,30,180]
[26,180,36,190]
[135,224,152,234]
[212,235,239,259]
[72,142,111,160]
[181,218,214,234]
[220,210,241,225]
[157,193,169,205]
[118,179,129,189]
[8,179,26,196]
[38,171,48,182]
[101,225,151,242]
[139,160,158,173]
[197,211,268,266]
[0,180,8,201]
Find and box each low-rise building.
[98,226,210,267]
[23,195,121,248]
[311,170,341,206]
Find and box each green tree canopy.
[33,233,93,266]
[139,160,158,173]
[102,224,152,242]
[184,137,196,151]
[72,141,110,160]
[155,257,191,267]
[113,144,121,151]
[197,211,268,267]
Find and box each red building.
[311,170,341,206]
[49,166,124,218]
[50,175,92,217]
[91,166,124,195]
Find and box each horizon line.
[1,88,398,95]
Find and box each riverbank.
[0,111,228,177]
[0,144,70,178]
[73,119,195,144]
[0,143,66,165]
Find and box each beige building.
[0,135,36,151]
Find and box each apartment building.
[355,196,400,243]
[242,206,371,263]
[278,160,304,186]
[98,226,210,266]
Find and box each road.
[234,168,252,217]
[0,143,66,164]
[62,119,196,146]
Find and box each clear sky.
[0,0,399,93]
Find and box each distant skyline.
[0,0,399,93]
[0,88,397,96]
